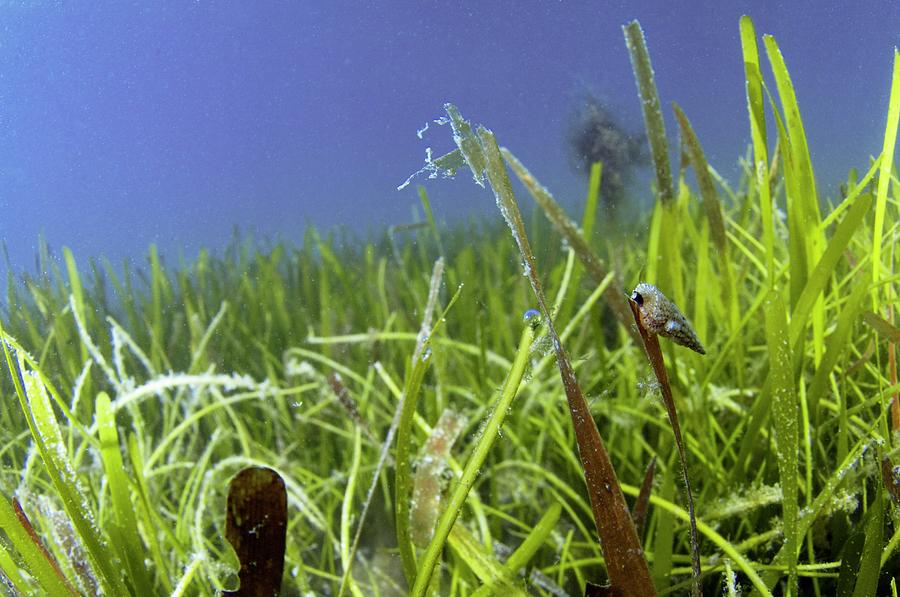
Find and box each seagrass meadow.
[2,15,900,597]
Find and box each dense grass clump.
[1,15,899,597]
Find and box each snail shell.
[630,283,705,355]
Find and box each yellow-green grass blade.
[395,262,457,586]
[127,434,178,593]
[739,16,775,282]
[63,247,90,365]
[850,489,885,597]
[764,289,799,593]
[766,89,809,304]
[12,355,129,595]
[337,428,363,597]
[872,49,900,296]
[788,193,873,357]
[557,161,603,325]
[0,495,74,595]
[0,540,29,593]
[470,501,561,597]
[412,316,536,596]
[762,36,829,367]
[447,524,524,595]
[582,161,603,240]
[148,244,170,369]
[96,391,156,594]
[762,34,824,261]
[763,424,878,589]
[692,220,710,354]
[649,183,686,308]
[418,185,445,258]
[806,281,870,419]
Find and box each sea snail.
[630,283,706,355]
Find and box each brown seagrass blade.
[224,467,288,597]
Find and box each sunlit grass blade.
[394,258,452,586]
[763,289,799,593]
[447,524,524,595]
[872,49,900,295]
[822,156,880,228]
[806,281,870,418]
[582,161,603,239]
[0,340,129,596]
[763,32,825,261]
[337,428,362,597]
[767,90,811,309]
[126,433,176,593]
[411,314,537,596]
[788,193,873,354]
[63,247,90,366]
[470,501,562,596]
[478,119,655,594]
[147,244,171,370]
[96,391,155,595]
[0,534,29,593]
[739,15,775,280]
[0,497,75,595]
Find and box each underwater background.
[1,2,898,273]
[1,2,900,597]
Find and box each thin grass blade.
[96,391,155,594]
[739,16,775,280]
[624,20,674,206]
[763,289,799,592]
[476,121,655,595]
[628,298,700,596]
[411,316,537,596]
[0,497,75,595]
[501,148,637,340]
[872,49,900,294]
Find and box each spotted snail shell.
[630,283,706,355]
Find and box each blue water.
[1,2,897,275]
